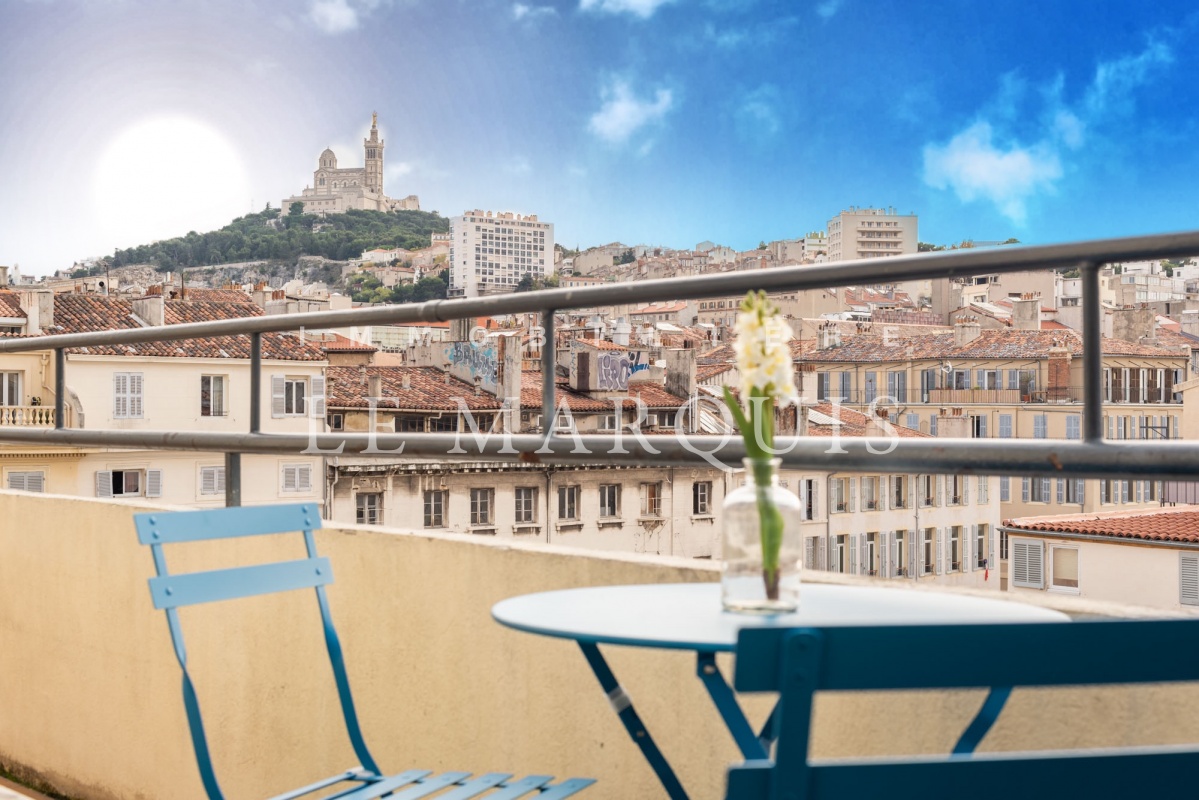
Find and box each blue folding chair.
[135,503,594,800]
[726,619,1199,800]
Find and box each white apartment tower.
[826,207,918,261]
[449,210,555,298]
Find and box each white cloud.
[307,0,387,35]
[735,84,783,144]
[503,155,532,176]
[923,122,1061,224]
[386,162,414,182]
[579,0,676,19]
[922,40,1173,223]
[588,78,674,147]
[513,3,557,22]
[815,0,843,19]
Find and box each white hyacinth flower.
[733,292,798,406]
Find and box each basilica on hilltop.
[281,113,420,215]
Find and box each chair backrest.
[727,619,1199,800]
[135,503,381,800]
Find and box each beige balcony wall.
[1,491,1198,800]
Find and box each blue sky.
[3,0,1199,274]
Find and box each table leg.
[952,686,1013,756]
[577,642,690,800]
[695,653,770,761]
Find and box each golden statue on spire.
[372,111,377,128]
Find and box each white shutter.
[1181,555,1199,606]
[935,529,944,575]
[200,466,225,495]
[962,477,969,505]
[964,526,974,572]
[811,482,818,519]
[798,480,808,519]
[988,527,995,569]
[1040,477,1050,502]
[1057,479,1065,504]
[1023,477,1030,502]
[848,478,856,513]
[908,532,918,578]
[298,464,312,493]
[880,532,890,578]
[1013,540,1044,589]
[804,537,815,571]
[936,476,943,506]
[95,471,113,498]
[129,373,144,418]
[113,374,128,418]
[7,472,24,491]
[816,537,826,571]
[310,376,326,418]
[145,469,163,498]
[282,465,298,492]
[26,472,44,493]
[272,375,286,418]
[849,535,858,575]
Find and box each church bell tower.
[364,112,384,195]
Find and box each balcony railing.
[0,230,1197,504]
[0,404,56,426]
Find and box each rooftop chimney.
[131,295,165,327]
[953,315,982,346]
[816,321,841,350]
[612,318,631,347]
[402,373,412,391]
[1011,293,1041,331]
[368,373,382,398]
[1047,342,1072,402]
[0,266,9,287]
[1181,309,1199,339]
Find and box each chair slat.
[476,775,553,800]
[266,769,368,800]
[432,773,512,800]
[148,557,332,609]
[135,503,320,544]
[329,770,431,800]
[532,778,599,799]
[735,620,1199,693]
[385,772,473,799]
[808,745,1199,800]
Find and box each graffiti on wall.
[446,341,499,393]
[596,350,649,391]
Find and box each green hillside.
[106,207,449,270]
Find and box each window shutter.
[1075,479,1085,504]
[816,537,826,571]
[283,465,298,492]
[26,472,44,493]
[1040,477,1050,502]
[804,537,815,570]
[130,373,144,418]
[935,529,944,575]
[880,532,890,578]
[908,533,918,578]
[965,525,975,572]
[936,475,943,506]
[95,471,113,498]
[201,468,216,495]
[988,528,995,569]
[849,535,858,575]
[811,482,818,519]
[145,469,163,498]
[271,376,286,418]
[113,374,127,418]
[6,472,23,491]
[310,376,326,418]
[1181,555,1199,607]
[1022,477,1029,502]
[298,465,312,493]
[962,478,969,505]
[1013,541,1044,588]
[798,480,808,518]
[848,477,856,513]
[1057,479,1065,504]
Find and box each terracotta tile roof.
[521,372,610,412]
[698,343,735,364]
[1041,320,1071,330]
[794,329,1187,363]
[52,295,324,361]
[573,338,628,351]
[316,332,377,352]
[697,364,733,381]
[806,403,930,439]
[178,288,254,304]
[0,292,26,319]
[1003,506,1199,545]
[325,366,501,410]
[631,302,689,314]
[627,381,687,408]
[1155,328,1199,351]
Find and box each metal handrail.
[0,229,1196,506]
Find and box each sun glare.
[92,117,251,249]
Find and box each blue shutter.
[1022,477,1029,502]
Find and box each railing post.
[1081,262,1104,443]
[225,452,241,507]
[54,348,65,430]
[541,310,555,435]
[249,332,262,434]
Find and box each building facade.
[826,206,918,262]
[448,210,555,298]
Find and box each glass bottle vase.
[720,458,802,614]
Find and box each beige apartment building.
[1001,507,1199,611]
[826,206,918,262]
[0,289,326,507]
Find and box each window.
[272,376,310,417]
[970,415,988,438]
[1182,555,1199,607]
[0,371,21,405]
[6,470,44,492]
[919,474,935,507]
[1033,414,1048,439]
[640,482,662,517]
[998,414,1012,438]
[905,413,919,431]
[96,468,161,498]
[887,370,907,403]
[599,484,621,518]
[1012,540,1045,589]
[356,493,381,525]
[1066,415,1080,440]
[1000,476,1010,502]
[976,525,989,568]
[598,414,616,431]
[201,375,227,417]
[978,476,989,504]
[199,465,225,496]
[423,490,446,528]
[861,476,880,510]
[891,475,909,509]
[929,415,938,436]
[395,415,424,432]
[1024,477,1051,503]
[893,531,907,577]
[280,463,313,493]
[830,478,849,513]
[470,488,494,525]
[1051,546,1079,592]
[558,485,580,520]
[429,415,457,432]
[1067,479,1085,504]
[113,372,144,419]
[816,372,830,401]
[801,478,818,520]
[515,487,538,523]
[921,528,935,575]
[864,532,879,575]
[693,481,712,515]
[948,475,966,505]
[949,526,963,571]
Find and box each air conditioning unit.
[645,414,660,426]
